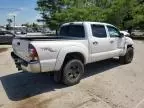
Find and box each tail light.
[28,44,39,61]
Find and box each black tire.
[62,59,84,86]
[119,47,134,64]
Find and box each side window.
[91,25,107,38]
[59,26,68,36]
[60,25,85,38]
[107,26,120,37]
[68,25,85,37]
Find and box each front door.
[106,25,125,56]
[90,24,112,62]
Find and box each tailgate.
[12,38,30,61]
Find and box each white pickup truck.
[11,22,134,86]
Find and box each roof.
[62,21,114,27]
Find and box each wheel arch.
[127,44,133,49]
[63,52,85,64]
[54,46,88,71]
[121,43,134,56]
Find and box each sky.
[0,0,41,26]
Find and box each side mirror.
[119,33,124,38]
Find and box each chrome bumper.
[11,52,41,73]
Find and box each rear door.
[90,24,112,62]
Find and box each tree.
[32,23,39,31]
[7,19,12,25]
[22,23,31,27]
[36,0,110,29]
[22,23,40,32]
[36,0,144,30]
[132,0,144,29]
[6,19,13,30]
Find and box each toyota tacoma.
[11,22,134,86]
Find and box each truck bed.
[15,36,84,41]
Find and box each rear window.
[91,25,107,38]
[59,25,85,38]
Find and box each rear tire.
[119,47,134,64]
[62,59,84,86]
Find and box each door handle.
[93,41,98,45]
[110,40,114,44]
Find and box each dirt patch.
[0,48,8,53]
[0,104,4,107]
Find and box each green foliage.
[7,19,13,26]
[36,0,144,30]
[6,19,13,30]
[132,1,144,29]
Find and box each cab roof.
[62,21,115,27]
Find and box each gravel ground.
[0,40,144,108]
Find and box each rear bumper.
[11,52,41,73]
[21,61,41,73]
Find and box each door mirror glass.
[120,33,124,38]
